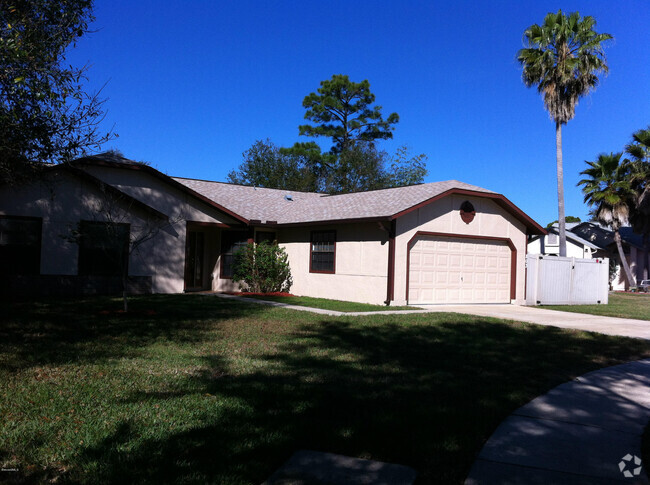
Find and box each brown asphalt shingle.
[172,177,494,224]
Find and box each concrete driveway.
[419,305,650,340]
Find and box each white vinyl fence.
[526,255,609,305]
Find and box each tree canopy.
[0,0,112,185]
[625,126,650,244]
[578,152,636,285]
[227,140,320,192]
[299,74,399,154]
[517,10,612,126]
[546,216,581,229]
[231,75,427,194]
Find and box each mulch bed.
[226,292,295,298]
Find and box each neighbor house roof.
[532,224,600,250]
[173,176,546,234]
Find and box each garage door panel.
[409,236,511,304]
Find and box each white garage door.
[409,236,511,304]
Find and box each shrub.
[232,241,293,293]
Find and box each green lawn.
[1,295,649,484]
[540,292,650,321]
[240,294,417,312]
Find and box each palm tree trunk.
[556,121,567,257]
[614,229,636,288]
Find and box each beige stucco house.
[0,155,545,305]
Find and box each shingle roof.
[172,177,495,225]
[71,155,544,233]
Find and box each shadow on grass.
[74,314,650,484]
[0,294,267,371]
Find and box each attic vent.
[459,200,476,224]
[284,194,293,201]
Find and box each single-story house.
[0,154,545,305]
[528,221,650,290]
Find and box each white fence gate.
[526,255,609,305]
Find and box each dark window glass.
[460,201,475,213]
[311,231,336,273]
[255,231,276,245]
[221,231,248,278]
[0,216,42,276]
[78,221,129,276]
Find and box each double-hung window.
[310,230,336,273]
[78,221,130,276]
[220,231,249,278]
[0,216,42,276]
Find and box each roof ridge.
[171,176,326,195]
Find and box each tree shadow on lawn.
[77,314,650,485]
[0,295,268,371]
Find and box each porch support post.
[386,219,396,305]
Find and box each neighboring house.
[528,223,603,260]
[0,155,545,305]
[528,221,650,290]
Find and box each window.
[220,231,249,278]
[78,221,130,276]
[0,216,42,276]
[255,231,276,245]
[310,230,336,273]
[546,233,558,246]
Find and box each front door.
[185,230,205,290]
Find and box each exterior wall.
[617,248,648,289]
[278,223,389,304]
[393,194,528,305]
[0,167,238,294]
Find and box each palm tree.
[625,126,650,257]
[578,152,636,287]
[518,10,612,257]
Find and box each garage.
[408,235,513,304]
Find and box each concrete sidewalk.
[418,304,650,340]
[465,359,650,484]
[213,294,650,340]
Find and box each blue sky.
[67,0,650,225]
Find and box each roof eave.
[272,216,392,227]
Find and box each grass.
[540,292,650,321]
[1,295,649,484]
[240,294,418,312]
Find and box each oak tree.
[0,0,112,185]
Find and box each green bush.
[232,241,293,293]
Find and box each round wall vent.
[460,201,476,224]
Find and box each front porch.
[183,222,277,292]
